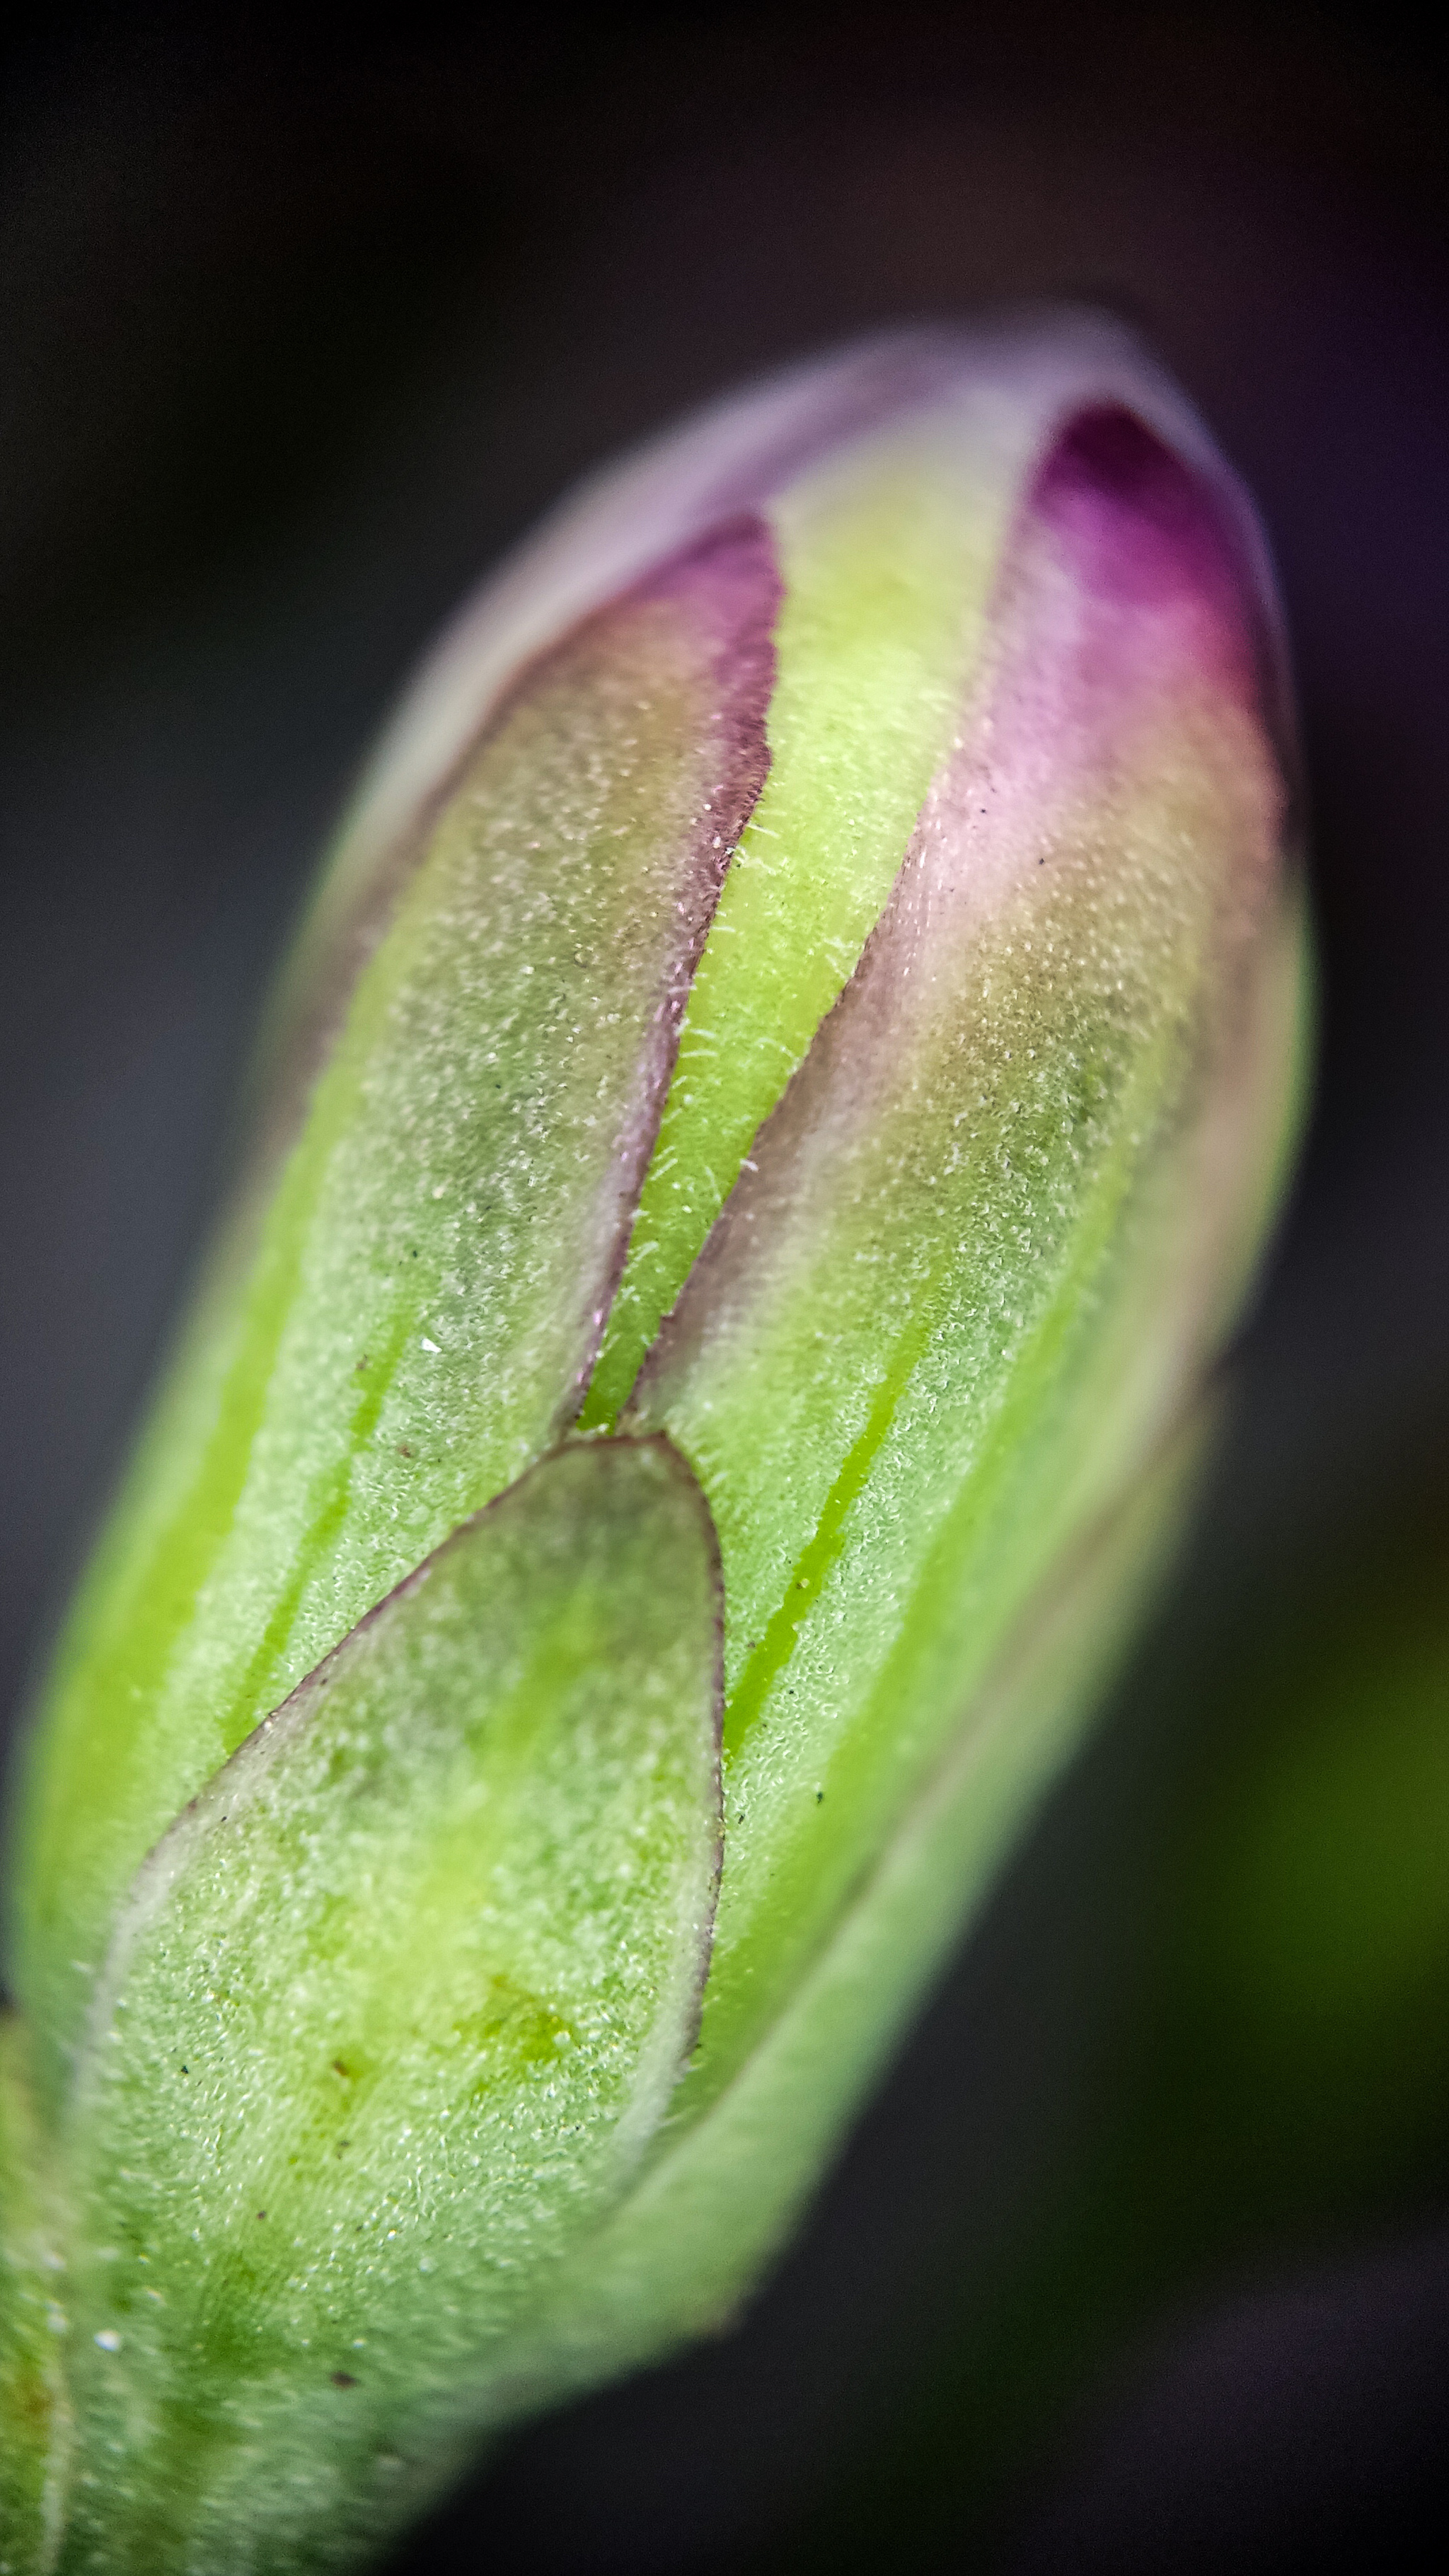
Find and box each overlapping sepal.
[54,1438,722,2574]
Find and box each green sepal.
[470,1400,1214,2423]
[630,416,1307,2118]
[54,1437,722,2575]
[13,527,771,2108]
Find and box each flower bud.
[2,315,1309,2568]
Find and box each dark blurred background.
[2,4,1447,2568]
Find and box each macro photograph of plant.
[1,4,1445,2570]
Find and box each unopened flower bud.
[1,314,1308,2571]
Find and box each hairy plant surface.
[1,315,1307,2572]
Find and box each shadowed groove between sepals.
[568,518,781,1420]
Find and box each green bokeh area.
[54,1439,722,2575]
[775,1417,1449,2569]
[1162,1455,1449,2212]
